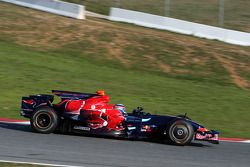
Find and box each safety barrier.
[0,0,85,19]
[109,8,250,46]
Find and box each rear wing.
[52,90,98,100]
[21,94,54,118]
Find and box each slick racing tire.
[31,106,58,134]
[167,120,194,145]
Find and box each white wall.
[1,0,85,19]
[109,8,250,46]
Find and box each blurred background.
[65,0,250,32]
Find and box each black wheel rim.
[171,124,189,142]
[35,113,52,129]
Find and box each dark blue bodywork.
[21,90,219,144]
[125,113,202,138]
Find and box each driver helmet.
[114,104,127,116]
[96,90,105,96]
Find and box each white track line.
[0,121,30,125]
[221,140,250,143]
[242,140,250,143]
[0,160,84,167]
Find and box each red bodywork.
[62,95,124,130]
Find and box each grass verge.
[1,40,250,138]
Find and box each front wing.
[195,130,219,144]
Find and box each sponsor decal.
[141,125,155,132]
[91,105,96,110]
[23,100,34,105]
[195,133,218,141]
[128,127,136,130]
[73,126,90,131]
[142,118,151,122]
[103,121,108,126]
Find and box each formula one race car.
[21,90,219,145]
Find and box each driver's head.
[96,90,105,96]
[114,104,126,115]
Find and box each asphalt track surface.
[0,122,249,167]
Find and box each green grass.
[1,40,250,138]
[63,0,250,32]
[0,2,250,138]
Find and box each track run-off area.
[0,118,250,167]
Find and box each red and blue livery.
[21,90,219,145]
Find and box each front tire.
[31,106,58,134]
[167,120,194,145]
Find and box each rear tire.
[167,120,194,145]
[31,106,58,134]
